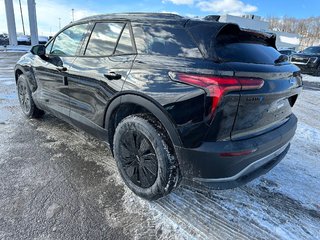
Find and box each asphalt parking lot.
[0,52,319,240]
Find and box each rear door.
[33,23,89,119]
[67,21,136,136]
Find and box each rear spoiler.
[204,15,221,21]
[214,24,277,49]
[186,20,277,60]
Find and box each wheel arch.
[104,92,183,151]
[14,65,37,92]
[14,66,25,84]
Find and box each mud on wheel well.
[107,103,175,154]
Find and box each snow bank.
[0,45,31,52]
[302,74,320,83]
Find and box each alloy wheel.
[119,130,158,188]
[18,81,31,114]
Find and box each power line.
[19,0,25,35]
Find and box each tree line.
[267,16,320,49]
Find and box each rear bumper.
[175,114,297,189]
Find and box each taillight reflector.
[220,149,257,157]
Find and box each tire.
[113,114,181,200]
[17,74,44,118]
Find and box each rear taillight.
[169,72,264,117]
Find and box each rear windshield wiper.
[274,54,288,64]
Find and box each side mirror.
[30,44,46,56]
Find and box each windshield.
[302,47,320,54]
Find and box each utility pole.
[27,0,39,45]
[19,0,26,35]
[72,8,75,22]
[59,18,61,29]
[4,0,18,45]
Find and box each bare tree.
[266,16,320,49]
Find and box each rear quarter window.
[132,24,202,58]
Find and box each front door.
[32,23,89,120]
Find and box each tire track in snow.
[155,187,275,240]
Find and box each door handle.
[104,72,122,80]
[56,66,67,72]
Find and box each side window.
[132,24,202,58]
[85,22,124,56]
[115,24,135,55]
[50,23,88,56]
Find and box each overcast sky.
[0,0,319,36]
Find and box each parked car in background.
[0,33,9,45]
[279,49,296,56]
[14,13,302,200]
[38,36,49,45]
[17,35,31,45]
[290,46,320,75]
[17,35,49,45]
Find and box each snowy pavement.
[0,52,319,239]
[0,45,31,53]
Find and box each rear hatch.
[214,25,302,140]
[187,21,302,140]
[227,63,301,140]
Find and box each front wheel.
[17,75,44,118]
[113,114,181,200]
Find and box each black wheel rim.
[18,81,31,114]
[119,130,158,188]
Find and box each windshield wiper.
[274,54,288,64]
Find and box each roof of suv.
[78,12,188,24]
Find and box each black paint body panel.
[14,13,302,189]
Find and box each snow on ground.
[302,74,320,83]
[0,45,31,52]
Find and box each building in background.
[218,14,301,50]
[219,14,269,31]
[270,31,300,50]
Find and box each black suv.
[290,46,320,75]
[15,13,302,200]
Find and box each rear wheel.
[113,114,180,200]
[17,75,44,118]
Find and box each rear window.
[187,21,280,64]
[216,43,281,64]
[133,24,202,58]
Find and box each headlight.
[309,57,318,63]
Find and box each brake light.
[169,72,264,117]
